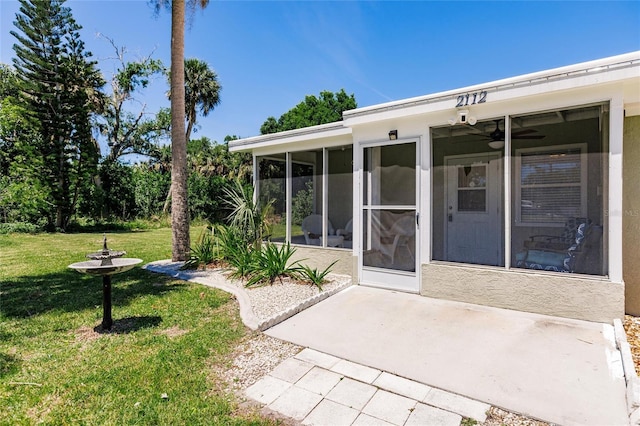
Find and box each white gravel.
[235,274,351,322]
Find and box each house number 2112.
[455,91,487,107]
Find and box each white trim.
[285,152,291,243]
[359,138,420,293]
[422,129,432,266]
[230,122,351,152]
[322,148,328,247]
[343,52,639,125]
[252,152,258,206]
[504,117,511,269]
[609,95,624,283]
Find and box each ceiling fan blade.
[512,129,538,136]
[513,135,546,140]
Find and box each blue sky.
[1,0,639,158]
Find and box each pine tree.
[10,0,104,230]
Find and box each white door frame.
[358,138,420,293]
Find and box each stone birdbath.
[68,234,142,330]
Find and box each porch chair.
[301,214,335,245]
[336,218,353,248]
[515,217,601,273]
[378,214,415,265]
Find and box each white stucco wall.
[421,263,623,323]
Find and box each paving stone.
[405,402,462,426]
[268,386,324,421]
[330,359,381,383]
[245,376,292,405]
[296,366,343,396]
[302,399,360,425]
[423,388,490,422]
[295,348,341,369]
[269,357,315,383]
[362,390,416,425]
[352,413,395,426]
[325,377,378,410]
[373,372,432,401]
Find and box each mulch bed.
[624,315,640,376]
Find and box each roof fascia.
[229,122,351,152]
[343,51,640,126]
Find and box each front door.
[360,141,419,292]
[445,153,502,266]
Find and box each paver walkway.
[246,348,490,425]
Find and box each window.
[256,146,352,249]
[258,155,286,241]
[510,104,607,276]
[515,144,587,226]
[432,104,607,276]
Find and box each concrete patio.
[264,285,628,425]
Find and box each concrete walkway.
[144,261,629,424]
[265,286,628,426]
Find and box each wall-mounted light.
[448,109,477,126]
[388,130,398,140]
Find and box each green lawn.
[0,228,276,425]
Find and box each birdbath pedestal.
[68,235,142,330]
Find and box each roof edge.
[343,51,640,120]
[229,121,349,150]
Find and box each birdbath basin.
[68,234,142,330]
[68,258,142,276]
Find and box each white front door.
[360,141,419,293]
[445,153,502,266]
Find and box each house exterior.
[230,51,640,323]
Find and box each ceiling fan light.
[488,140,505,149]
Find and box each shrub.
[0,222,41,234]
[297,260,338,290]
[216,225,256,279]
[245,242,301,287]
[223,180,272,248]
[182,226,218,270]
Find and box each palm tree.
[183,58,221,141]
[163,58,221,218]
[153,0,210,261]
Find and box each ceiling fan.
[482,119,545,142]
[479,119,545,149]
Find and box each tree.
[181,58,221,142]
[162,57,221,215]
[0,64,25,177]
[170,0,209,261]
[0,65,49,225]
[11,0,104,230]
[96,36,169,162]
[260,89,357,134]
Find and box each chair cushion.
[520,250,567,269]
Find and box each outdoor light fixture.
[388,130,398,140]
[448,109,477,126]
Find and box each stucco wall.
[421,263,623,323]
[289,246,355,278]
[624,115,640,315]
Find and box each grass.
[268,223,302,240]
[0,228,278,425]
